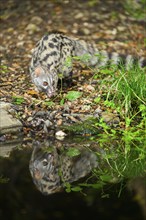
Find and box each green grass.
[106,66,146,117]
[123,0,146,20]
[63,55,146,136]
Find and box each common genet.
[29,32,146,97]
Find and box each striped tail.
[96,51,146,69]
[74,40,146,69]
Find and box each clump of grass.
[123,0,146,20]
[106,66,146,117]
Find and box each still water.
[0,137,145,220]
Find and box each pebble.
[25,23,40,34]
[44,120,53,128]
[27,116,33,122]
[31,16,43,25]
[16,41,25,47]
[0,102,22,134]
[34,111,49,117]
[74,12,84,19]
[82,28,91,35]
[81,105,91,111]
[0,46,6,51]
[55,130,67,140]
[101,112,120,126]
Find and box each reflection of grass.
[101,142,146,179]
[63,135,146,196]
[62,118,100,135]
[0,175,9,183]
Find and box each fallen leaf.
[26,90,38,95]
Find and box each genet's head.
[32,66,58,97]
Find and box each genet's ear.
[34,66,43,77]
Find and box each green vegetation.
[0,65,8,73]
[123,0,146,20]
[106,66,146,117]
[60,54,146,195]
[62,118,100,135]
[63,61,145,135]
[65,90,82,101]
[12,96,25,105]
[44,101,55,107]
[65,147,81,157]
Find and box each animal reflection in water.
[29,141,98,195]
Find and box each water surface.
[0,137,145,220]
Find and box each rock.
[0,145,17,157]
[81,105,91,111]
[34,111,50,117]
[74,12,84,19]
[0,102,22,134]
[16,41,25,47]
[27,116,33,122]
[79,114,93,121]
[82,28,91,35]
[101,112,120,126]
[0,138,23,157]
[56,119,63,126]
[31,16,43,25]
[25,23,40,34]
[44,119,53,128]
[84,85,95,92]
[117,26,126,31]
[55,130,67,140]
[0,102,12,111]
[94,108,102,118]
[0,46,6,51]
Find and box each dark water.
[0,138,145,220]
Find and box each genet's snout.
[47,91,56,98]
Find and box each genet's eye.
[43,81,48,86]
[42,159,48,166]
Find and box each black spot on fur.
[50,51,57,56]
[49,43,55,48]
[43,35,49,41]
[140,58,146,68]
[52,38,57,43]
[47,62,53,68]
[43,51,57,61]
[43,53,51,61]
